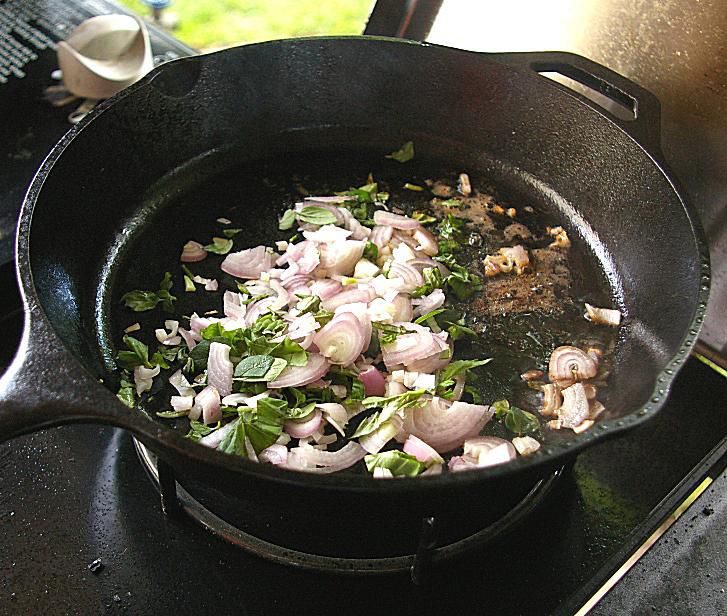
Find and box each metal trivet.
[134,438,562,584]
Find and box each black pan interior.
[25,38,703,475]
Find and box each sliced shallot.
[268,353,330,388]
[402,398,494,453]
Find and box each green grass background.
[118,0,372,50]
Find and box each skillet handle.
[0,301,139,442]
[487,51,662,153]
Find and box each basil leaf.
[353,389,426,438]
[242,397,286,452]
[363,241,378,261]
[297,206,338,226]
[285,401,316,420]
[222,228,242,238]
[256,397,288,416]
[116,383,135,408]
[350,378,365,400]
[204,237,234,255]
[189,340,211,370]
[234,355,274,380]
[439,359,493,383]
[120,272,176,313]
[414,308,447,325]
[412,211,437,225]
[492,399,539,435]
[217,419,247,455]
[156,410,189,419]
[278,209,297,230]
[116,335,150,369]
[186,419,216,442]
[365,450,424,477]
[385,141,415,163]
[296,295,321,315]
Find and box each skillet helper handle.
[0,303,134,442]
[488,51,662,153]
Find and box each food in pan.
[113,146,620,477]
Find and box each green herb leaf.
[414,308,447,325]
[372,322,413,345]
[184,275,196,292]
[116,382,135,408]
[186,419,216,442]
[350,378,365,401]
[278,209,297,230]
[120,272,176,313]
[204,237,234,255]
[189,340,211,370]
[156,409,189,419]
[353,389,427,438]
[412,211,437,225]
[234,355,275,380]
[493,399,540,435]
[222,228,242,238]
[297,206,338,226]
[285,401,316,420]
[439,359,493,383]
[440,198,462,207]
[385,141,415,163]
[296,295,321,316]
[116,335,150,370]
[363,241,379,261]
[365,450,425,477]
[241,397,286,452]
[217,419,246,455]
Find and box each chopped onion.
[321,286,372,311]
[207,342,233,397]
[359,366,386,396]
[584,303,621,326]
[286,441,366,474]
[403,435,444,465]
[171,395,194,412]
[412,227,439,257]
[319,240,365,275]
[359,415,403,454]
[402,398,494,453]
[369,225,394,248]
[259,444,288,465]
[313,312,367,366]
[221,245,273,279]
[169,369,195,397]
[268,353,330,388]
[310,278,342,300]
[463,436,517,467]
[181,240,207,263]
[317,403,349,435]
[373,210,421,230]
[194,385,221,425]
[412,288,445,317]
[284,409,323,439]
[199,419,236,448]
[388,262,424,292]
[303,225,352,244]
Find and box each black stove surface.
[0,2,726,614]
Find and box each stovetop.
[0,2,725,615]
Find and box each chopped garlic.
[512,435,541,456]
[584,303,621,326]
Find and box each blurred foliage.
[118,0,373,50]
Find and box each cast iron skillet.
[0,37,709,520]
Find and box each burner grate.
[134,438,562,583]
